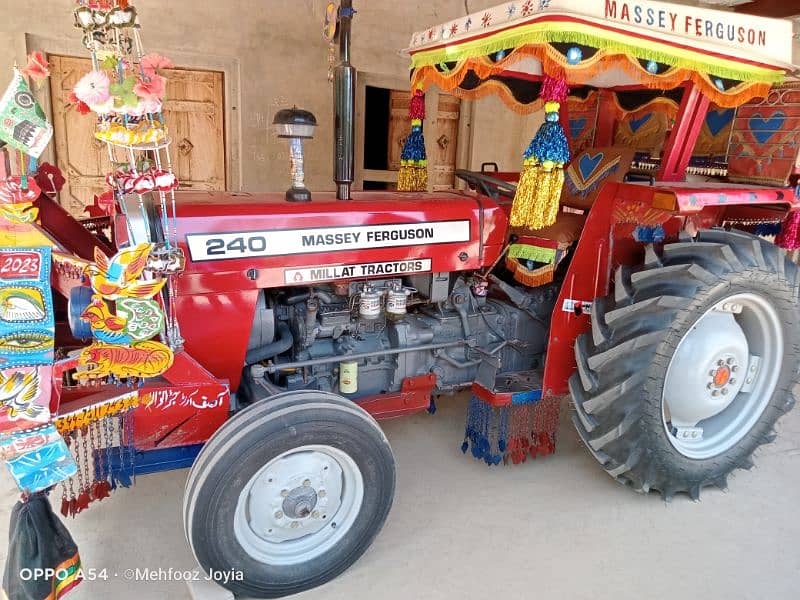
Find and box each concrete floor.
[2,394,800,600]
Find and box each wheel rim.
[233,444,364,566]
[662,292,782,459]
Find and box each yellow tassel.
[510,163,564,229]
[529,167,564,230]
[510,163,537,227]
[397,164,427,191]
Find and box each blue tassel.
[461,395,510,466]
[526,119,570,165]
[400,125,426,161]
[754,222,782,236]
[633,225,665,243]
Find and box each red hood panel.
[173,190,507,294]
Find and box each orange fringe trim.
[505,256,556,287]
[412,45,772,108]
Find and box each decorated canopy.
[405,0,796,108]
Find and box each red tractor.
[37,0,799,597]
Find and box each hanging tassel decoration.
[461,395,509,466]
[510,75,570,230]
[776,210,800,250]
[397,87,427,191]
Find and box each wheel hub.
[663,309,748,428]
[233,444,364,565]
[662,292,783,459]
[282,486,318,519]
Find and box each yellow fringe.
[397,165,428,191]
[510,164,564,230]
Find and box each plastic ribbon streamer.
[510,76,570,229]
[397,87,428,192]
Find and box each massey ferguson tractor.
[16,0,800,597]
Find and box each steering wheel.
[455,169,517,201]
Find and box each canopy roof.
[405,0,796,107]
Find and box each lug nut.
[291,521,300,529]
[707,383,713,390]
[280,489,289,497]
[312,510,320,518]
[712,390,719,397]
[303,479,311,487]
[721,388,728,395]
[717,359,725,366]
[318,490,326,498]
[274,511,283,519]
[732,366,739,372]
[726,357,734,365]
[750,365,757,372]
[730,379,736,385]
[746,378,753,384]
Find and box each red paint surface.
[657,84,710,182]
[355,373,437,419]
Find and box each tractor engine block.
[240,274,556,404]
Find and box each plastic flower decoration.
[140,53,173,78]
[110,76,138,108]
[20,51,49,82]
[74,70,111,105]
[133,75,166,102]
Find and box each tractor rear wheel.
[183,390,395,598]
[571,229,800,499]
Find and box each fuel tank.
[171,190,508,296]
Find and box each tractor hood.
[170,190,507,295]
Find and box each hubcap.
[234,445,364,565]
[662,293,782,459]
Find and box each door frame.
[18,32,242,191]
[355,71,474,192]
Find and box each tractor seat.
[521,210,586,244]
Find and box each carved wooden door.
[48,54,225,217]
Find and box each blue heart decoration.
[578,152,604,181]
[629,113,652,133]
[569,117,587,139]
[705,109,734,137]
[749,111,786,145]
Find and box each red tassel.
[776,210,800,250]
[60,496,70,517]
[540,75,569,103]
[409,89,425,120]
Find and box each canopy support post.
[657,83,710,182]
[594,90,616,147]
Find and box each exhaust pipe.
[333,0,355,200]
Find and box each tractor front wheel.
[571,229,800,499]
[183,390,395,598]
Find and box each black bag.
[3,495,82,600]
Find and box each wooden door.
[429,94,460,190]
[387,90,410,172]
[48,55,225,217]
[386,91,460,190]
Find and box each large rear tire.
[571,229,800,499]
[183,391,395,597]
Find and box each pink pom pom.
[540,75,568,103]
